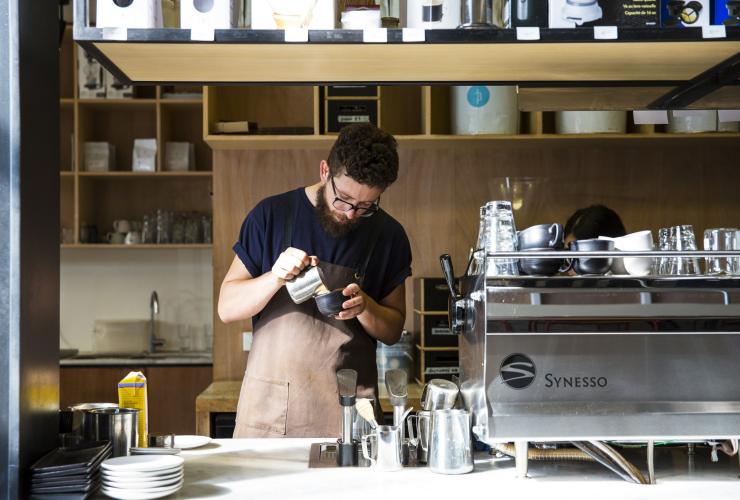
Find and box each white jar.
[406,0,461,29]
[341,9,382,29]
[667,110,717,133]
[555,111,627,134]
[451,86,519,135]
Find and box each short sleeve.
[378,226,412,301]
[233,203,267,278]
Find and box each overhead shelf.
[75,26,740,88]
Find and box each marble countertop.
[60,352,212,366]
[94,439,740,500]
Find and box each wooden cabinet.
[60,366,212,436]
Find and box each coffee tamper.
[336,369,358,466]
[385,369,411,464]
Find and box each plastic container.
[376,330,414,384]
[555,111,627,134]
[667,110,717,133]
[451,86,519,135]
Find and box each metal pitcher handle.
[407,414,418,443]
[361,434,376,466]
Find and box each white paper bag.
[97,0,163,29]
[132,139,157,172]
[165,142,196,171]
[84,142,116,172]
[181,0,238,29]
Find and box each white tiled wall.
[60,248,213,352]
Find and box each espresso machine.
[441,252,740,477]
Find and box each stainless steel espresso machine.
[440,252,740,478]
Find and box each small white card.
[516,27,540,41]
[284,28,309,43]
[702,25,727,39]
[190,26,215,42]
[402,28,425,43]
[718,110,740,123]
[363,28,388,43]
[594,26,618,40]
[101,27,127,41]
[633,110,669,125]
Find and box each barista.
[564,204,626,244]
[218,124,412,438]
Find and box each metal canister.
[82,407,139,457]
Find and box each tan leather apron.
[234,201,387,438]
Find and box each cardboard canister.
[406,0,461,29]
[555,111,627,134]
[451,86,519,135]
[667,110,717,133]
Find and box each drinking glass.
[201,215,212,244]
[657,227,671,275]
[704,228,738,275]
[668,225,700,275]
[141,214,155,244]
[172,213,186,244]
[484,200,519,276]
[185,213,201,244]
[156,209,171,244]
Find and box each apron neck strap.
[354,210,387,282]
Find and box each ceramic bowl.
[314,289,346,317]
[569,239,614,275]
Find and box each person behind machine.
[218,124,412,438]
[564,204,626,244]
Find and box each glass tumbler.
[668,225,700,275]
[704,228,738,275]
[484,200,519,277]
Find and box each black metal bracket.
[648,52,740,109]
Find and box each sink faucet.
[150,291,165,353]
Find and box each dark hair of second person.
[565,205,627,241]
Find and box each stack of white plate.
[100,455,184,500]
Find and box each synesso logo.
[500,354,536,389]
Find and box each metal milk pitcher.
[421,379,459,411]
[428,409,473,474]
[285,265,328,304]
[408,410,432,464]
[361,425,403,471]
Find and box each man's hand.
[335,283,367,320]
[270,247,318,283]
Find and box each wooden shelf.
[77,98,157,108]
[159,99,203,106]
[76,171,212,177]
[61,244,213,250]
[206,132,740,149]
[74,27,740,87]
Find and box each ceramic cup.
[124,231,142,245]
[106,232,126,245]
[113,220,132,234]
[599,230,655,276]
[568,239,614,275]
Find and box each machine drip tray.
[308,442,371,468]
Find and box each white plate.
[101,481,182,500]
[103,466,183,479]
[103,472,183,490]
[101,455,184,473]
[131,447,181,455]
[172,435,211,450]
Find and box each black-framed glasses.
[329,177,380,217]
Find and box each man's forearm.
[357,297,405,345]
[218,272,283,323]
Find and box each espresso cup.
[600,230,655,276]
[124,231,142,245]
[113,220,132,234]
[569,239,614,275]
[518,223,564,250]
[106,232,126,245]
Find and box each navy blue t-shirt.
[233,188,412,324]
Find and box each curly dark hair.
[327,124,399,189]
[565,205,626,240]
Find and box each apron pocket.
[239,376,289,435]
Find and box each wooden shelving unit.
[60,25,212,248]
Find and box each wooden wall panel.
[212,138,740,381]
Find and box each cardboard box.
[96,0,163,29]
[661,0,711,27]
[714,0,740,25]
[251,0,335,29]
[511,0,548,27]
[77,47,106,99]
[180,0,240,29]
[549,0,660,28]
